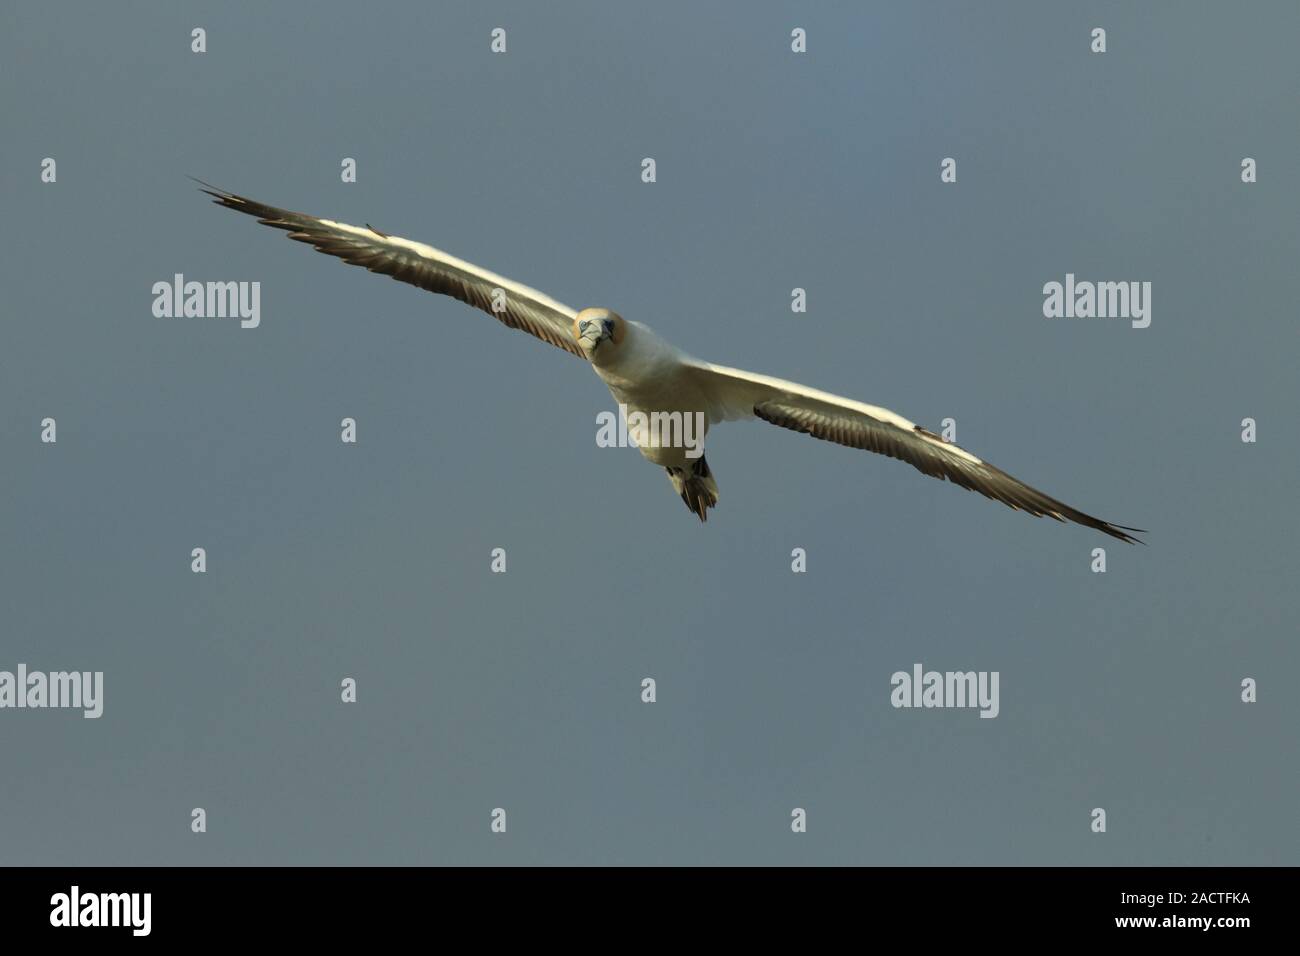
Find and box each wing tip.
[189,175,226,196]
[190,175,246,210]
[1105,523,1148,545]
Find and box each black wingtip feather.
[189,175,232,201]
[1096,522,1146,545]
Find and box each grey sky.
[1,1,1296,864]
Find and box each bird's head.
[573,308,626,362]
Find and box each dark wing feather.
[197,183,584,358]
[684,361,1145,543]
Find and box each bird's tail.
[667,456,719,522]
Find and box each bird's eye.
[579,320,592,333]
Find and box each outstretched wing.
[682,359,1145,543]
[198,183,584,358]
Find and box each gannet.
[199,184,1144,542]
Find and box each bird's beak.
[582,325,612,354]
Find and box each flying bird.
[198,183,1144,542]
